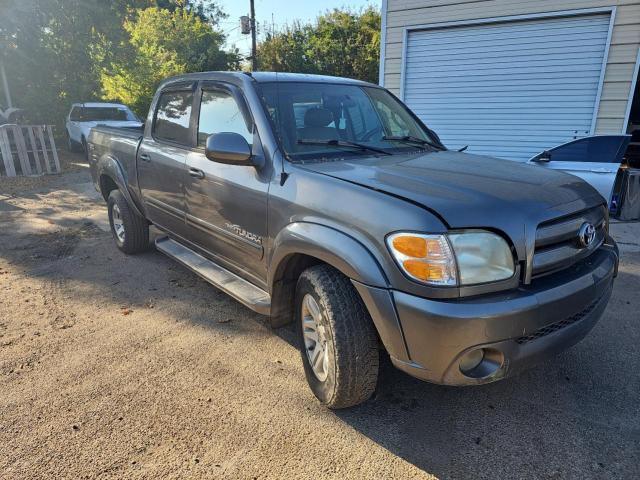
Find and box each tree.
[257,7,381,84]
[255,21,314,74]
[0,0,125,125]
[101,7,238,115]
[0,0,235,130]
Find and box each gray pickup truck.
[88,72,618,408]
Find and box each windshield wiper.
[297,139,391,156]
[382,135,446,151]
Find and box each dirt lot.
[1,153,639,479]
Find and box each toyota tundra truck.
[87,72,619,408]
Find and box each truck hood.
[298,150,604,250]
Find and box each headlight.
[387,231,514,287]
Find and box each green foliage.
[257,7,381,84]
[0,0,124,126]
[101,7,238,115]
[0,1,382,134]
[0,0,235,131]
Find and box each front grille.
[532,205,606,277]
[515,295,602,345]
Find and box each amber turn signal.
[402,260,447,282]
[391,235,445,259]
[386,233,458,286]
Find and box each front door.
[138,87,194,236]
[184,83,269,286]
[529,135,631,204]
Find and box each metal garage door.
[402,13,612,161]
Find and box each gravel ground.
[1,155,639,479]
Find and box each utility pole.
[250,0,258,71]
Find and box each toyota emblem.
[577,222,596,248]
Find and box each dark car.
[87,72,618,408]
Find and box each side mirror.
[205,132,253,166]
[532,151,552,163]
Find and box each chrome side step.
[155,236,271,315]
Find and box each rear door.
[184,81,269,286]
[138,84,195,236]
[529,135,631,203]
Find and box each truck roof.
[161,71,376,87]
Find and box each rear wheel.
[107,190,149,254]
[296,265,379,409]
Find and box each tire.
[107,190,149,254]
[81,137,88,157]
[296,264,379,409]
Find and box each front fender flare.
[269,222,388,288]
[268,223,410,362]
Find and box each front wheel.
[296,265,379,409]
[107,190,149,254]
[81,137,88,159]
[66,132,77,152]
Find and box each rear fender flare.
[97,156,145,218]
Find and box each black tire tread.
[300,264,379,408]
[108,190,149,254]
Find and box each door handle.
[590,168,614,174]
[189,168,205,179]
[139,153,151,162]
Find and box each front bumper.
[356,243,618,386]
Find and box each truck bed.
[87,125,144,199]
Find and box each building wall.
[381,0,640,133]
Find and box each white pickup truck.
[65,102,142,153]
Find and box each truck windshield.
[259,82,444,161]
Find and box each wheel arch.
[97,156,145,218]
[268,222,388,327]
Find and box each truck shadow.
[329,268,640,478]
[1,172,638,478]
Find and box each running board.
[155,236,271,315]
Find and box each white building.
[379,0,640,161]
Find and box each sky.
[217,0,381,57]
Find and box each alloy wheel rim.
[112,204,125,243]
[301,294,329,381]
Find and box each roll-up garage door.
[402,13,611,161]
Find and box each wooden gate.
[0,125,60,177]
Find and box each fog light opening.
[459,348,484,373]
[459,348,503,379]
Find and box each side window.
[197,90,253,146]
[69,107,81,121]
[153,90,194,145]
[533,136,630,163]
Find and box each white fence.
[0,125,60,177]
